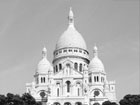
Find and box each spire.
[68,7,74,25]
[93,45,98,57]
[42,47,47,58]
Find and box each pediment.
[53,66,83,79]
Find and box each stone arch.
[93,102,100,105]
[66,81,71,92]
[63,59,73,67]
[90,88,103,97]
[64,102,71,105]
[37,90,48,102]
[59,63,62,70]
[54,102,61,105]
[89,75,92,83]
[79,63,82,72]
[74,62,78,70]
[56,65,58,72]
[75,102,82,105]
[37,90,48,95]
[56,81,61,85]
[75,81,82,96]
[74,80,82,86]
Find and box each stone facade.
[26,8,116,105]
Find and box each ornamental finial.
[68,7,74,25]
[42,46,47,58]
[93,44,98,57]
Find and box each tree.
[5,93,24,105]
[12,94,23,105]
[21,93,36,105]
[0,95,6,105]
[36,102,42,105]
[6,93,14,105]
[102,101,118,105]
[0,93,40,105]
[119,94,140,105]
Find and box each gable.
[53,66,83,79]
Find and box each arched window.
[41,77,45,83]
[57,88,59,97]
[78,88,80,96]
[69,49,72,52]
[64,102,71,105]
[97,76,99,82]
[79,63,82,72]
[75,102,82,105]
[54,102,61,105]
[74,63,78,70]
[64,49,67,52]
[93,103,100,105]
[56,65,58,72]
[94,76,96,82]
[76,82,80,96]
[43,77,45,83]
[89,76,92,83]
[66,81,71,92]
[41,77,43,83]
[59,64,62,70]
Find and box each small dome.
[89,46,105,73]
[37,58,51,74]
[36,47,52,74]
[55,8,87,50]
[89,56,105,72]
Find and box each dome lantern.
[42,47,47,58]
[93,45,98,57]
[68,7,74,26]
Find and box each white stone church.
[26,8,116,105]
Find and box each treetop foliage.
[0,93,139,105]
[102,94,140,105]
[0,93,41,105]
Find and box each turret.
[34,47,52,85]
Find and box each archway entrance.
[93,103,100,105]
[75,102,82,105]
[54,102,61,105]
[64,102,71,105]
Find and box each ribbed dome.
[36,47,52,74]
[55,7,87,50]
[56,25,87,50]
[89,46,105,73]
[89,56,105,72]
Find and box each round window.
[94,90,100,96]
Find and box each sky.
[0,0,139,101]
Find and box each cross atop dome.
[93,45,98,57]
[42,47,47,58]
[68,7,74,25]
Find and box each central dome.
[56,25,87,50]
[55,8,87,51]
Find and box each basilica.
[26,8,116,105]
